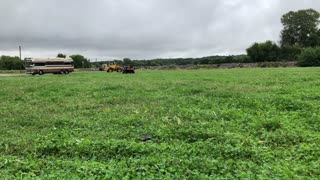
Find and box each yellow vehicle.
[100,63,122,72]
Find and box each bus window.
[34,63,45,66]
[46,61,64,65]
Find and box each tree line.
[1,8,320,70]
[246,8,320,66]
[93,55,251,67]
[0,53,252,70]
[0,54,92,70]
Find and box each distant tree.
[123,58,132,66]
[280,9,320,47]
[104,55,252,67]
[246,41,280,62]
[200,58,210,64]
[0,56,23,70]
[224,56,233,63]
[298,47,320,66]
[246,43,259,62]
[69,54,91,68]
[57,53,66,58]
[236,55,251,63]
[114,60,123,66]
[193,61,199,65]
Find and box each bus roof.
[31,58,73,62]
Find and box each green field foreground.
[0,68,319,178]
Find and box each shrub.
[298,47,320,66]
[279,45,302,61]
[246,41,280,62]
[0,56,24,70]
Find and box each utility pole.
[19,46,21,60]
[19,46,22,72]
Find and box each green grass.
[0,68,319,179]
[0,70,25,74]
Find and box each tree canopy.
[57,53,66,58]
[280,9,320,47]
[69,54,91,68]
[246,41,280,62]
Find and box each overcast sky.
[0,0,319,60]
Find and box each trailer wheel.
[39,70,44,75]
[65,70,69,74]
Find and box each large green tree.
[280,9,320,47]
[69,54,91,68]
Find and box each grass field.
[0,68,319,178]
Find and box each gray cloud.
[0,0,319,60]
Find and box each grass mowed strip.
[0,68,319,178]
